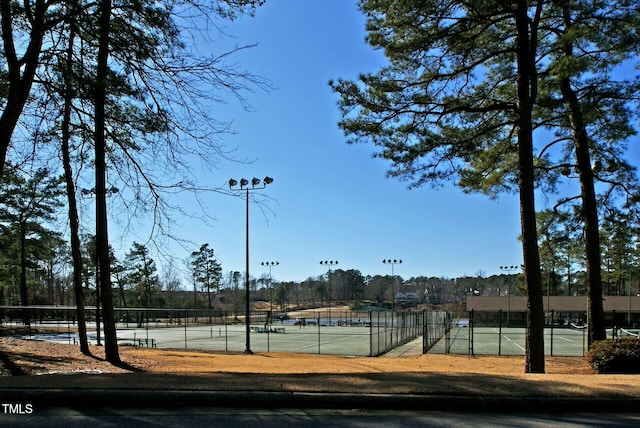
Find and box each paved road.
[3,408,640,427]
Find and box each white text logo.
[2,403,33,415]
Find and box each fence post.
[470,309,474,356]
[317,316,321,354]
[369,311,373,357]
[445,312,450,354]
[498,309,502,355]
[384,310,394,351]
[550,309,554,357]
[422,310,427,354]
[377,311,380,356]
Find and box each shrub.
[587,338,640,374]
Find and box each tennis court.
[115,309,437,356]
[9,306,637,357]
[4,306,443,357]
[429,324,639,356]
[114,322,374,355]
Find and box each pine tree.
[190,243,222,310]
[331,0,547,373]
[0,164,64,323]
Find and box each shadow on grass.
[0,350,27,376]
[110,359,145,372]
[0,346,145,374]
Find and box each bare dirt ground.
[2,336,640,398]
[0,336,590,376]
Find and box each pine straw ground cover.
[1,337,640,398]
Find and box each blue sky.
[164,0,522,283]
[109,1,636,284]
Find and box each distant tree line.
[3,198,637,313]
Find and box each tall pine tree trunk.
[515,0,545,373]
[559,83,607,344]
[559,4,606,346]
[61,19,90,356]
[95,0,120,365]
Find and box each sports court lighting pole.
[229,176,274,354]
[383,259,402,347]
[382,259,402,314]
[320,261,338,325]
[261,261,279,314]
[500,265,518,327]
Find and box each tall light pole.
[229,176,274,354]
[382,259,402,313]
[320,260,338,325]
[261,261,279,314]
[500,265,518,327]
[383,259,402,346]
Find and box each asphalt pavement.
[1,336,639,414]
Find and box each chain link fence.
[1,306,448,357]
[428,310,640,356]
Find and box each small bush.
[587,338,640,374]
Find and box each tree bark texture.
[61,21,90,356]
[515,0,545,374]
[559,5,606,345]
[95,0,120,364]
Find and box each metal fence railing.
[422,310,449,353]
[370,310,428,356]
[427,310,640,357]
[1,306,449,357]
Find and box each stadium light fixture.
[499,265,519,327]
[261,261,280,315]
[229,176,274,354]
[383,259,403,346]
[320,261,338,325]
[382,259,403,305]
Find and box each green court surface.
[429,326,595,356]
[13,319,637,357]
[14,321,375,356]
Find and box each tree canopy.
[331,0,640,371]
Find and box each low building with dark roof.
[465,295,640,328]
